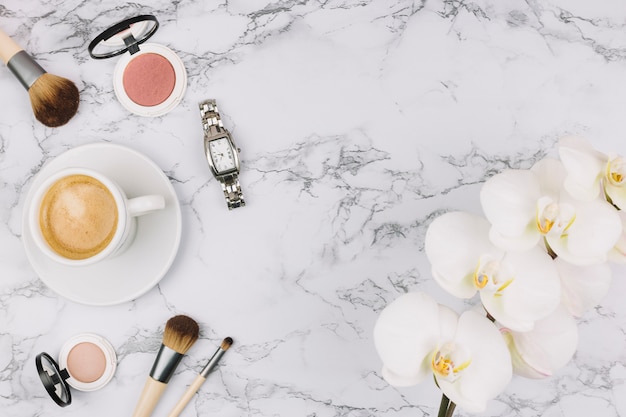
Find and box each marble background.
[1,0,626,416]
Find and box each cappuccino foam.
[39,174,119,260]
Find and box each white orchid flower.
[435,310,512,413]
[480,158,622,265]
[501,305,578,379]
[559,135,626,208]
[373,292,512,413]
[373,292,447,387]
[555,258,611,317]
[425,211,561,332]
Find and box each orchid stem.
[436,394,456,417]
[437,394,450,417]
[445,401,456,417]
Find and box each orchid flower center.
[536,196,576,236]
[431,341,471,382]
[473,255,514,296]
[607,156,626,186]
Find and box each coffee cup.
[28,167,165,266]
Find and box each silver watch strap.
[199,99,245,210]
[199,99,226,137]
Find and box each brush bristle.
[28,73,79,127]
[221,337,233,351]
[162,315,200,354]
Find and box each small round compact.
[88,15,187,117]
[35,333,117,407]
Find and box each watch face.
[209,137,237,173]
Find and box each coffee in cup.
[39,174,119,260]
[29,167,165,266]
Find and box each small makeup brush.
[0,28,79,127]
[167,337,233,417]
[131,315,200,417]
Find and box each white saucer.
[22,143,182,306]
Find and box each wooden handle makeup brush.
[167,337,233,417]
[0,28,79,127]
[131,315,200,417]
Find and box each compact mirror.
[88,15,159,59]
[35,352,72,407]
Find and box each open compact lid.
[35,352,72,407]
[88,14,159,59]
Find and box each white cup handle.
[127,195,165,217]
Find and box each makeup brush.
[167,337,233,417]
[0,28,79,127]
[131,315,200,417]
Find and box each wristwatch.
[199,99,245,210]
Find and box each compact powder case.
[88,15,187,117]
[35,333,117,407]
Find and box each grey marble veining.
[1,0,626,416]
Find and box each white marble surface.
[2,0,626,416]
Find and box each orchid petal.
[431,270,476,299]
[438,304,459,342]
[488,227,541,252]
[503,332,551,379]
[546,199,622,265]
[555,258,611,317]
[425,212,501,298]
[480,247,561,332]
[480,169,542,251]
[503,305,578,379]
[373,292,448,386]
[437,311,512,413]
[546,241,604,265]
[608,211,626,263]
[380,367,424,387]
[558,136,606,200]
[531,157,567,198]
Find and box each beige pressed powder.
[66,341,107,383]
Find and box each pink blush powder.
[122,53,176,106]
[66,342,106,383]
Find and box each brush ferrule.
[200,348,226,378]
[150,345,184,383]
[6,50,46,90]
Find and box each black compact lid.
[88,14,159,59]
[35,352,72,407]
